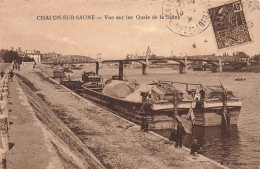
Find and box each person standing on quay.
[33,62,36,70]
[9,70,14,82]
[175,121,185,148]
[18,63,20,71]
[0,70,4,79]
[169,129,177,143]
[12,61,15,70]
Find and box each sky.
[0,0,259,59]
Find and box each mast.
[219,81,230,130]
[173,90,178,116]
[222,88,230,130]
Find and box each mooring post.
[95,62,99,75]
[0,115,9,152]
[119,61,124,80]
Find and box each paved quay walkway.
[6,72,64,169]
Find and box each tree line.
[0,50,35,63]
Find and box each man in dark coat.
[33,62,36,70]
[141,119,148,132]
[9,70,14,81]
[175,121,185,148]
[169,130,177,142]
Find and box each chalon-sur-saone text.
[37,15,96,20]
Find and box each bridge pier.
[119,61,124,80]
[219,59,222,72]
[179,63,185,74]
[142,64,148,75]
[211,59,222,72]
[140,57,149,75]
[96,62,99,75]
[179,57,188,74]
[141,58,149,75]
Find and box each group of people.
[0,60,23,82]
[169,121,201,156]
[142,120,201,156]
[1,70,14,81]
[12,60,21,71]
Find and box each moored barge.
[60,71,242,130]
[62,72,196,131]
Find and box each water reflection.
[193,126,240,164]
[155,125,240,166]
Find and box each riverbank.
[239,62,260,72]
[0,63,64,169]
[6,72,64,169]
[34,63,228,168]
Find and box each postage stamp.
[208,1,252,49]
[162,0,211,37]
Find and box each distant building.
[127,46,155,60]
[25,50,41,62]
[236,52,249,58]
[233,52,249,62]
[253,55,260,62]
[42,52,62,58]
[146,46,151,57]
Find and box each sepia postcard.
[0,0,259,169]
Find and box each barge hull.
[80,86,183,130]
[194,107,241,126]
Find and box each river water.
[70,65,260,168]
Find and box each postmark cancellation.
[208,1,251,49]
[162,0,211,37]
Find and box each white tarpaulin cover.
[102,80,135,98]
[124,84,155,102]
